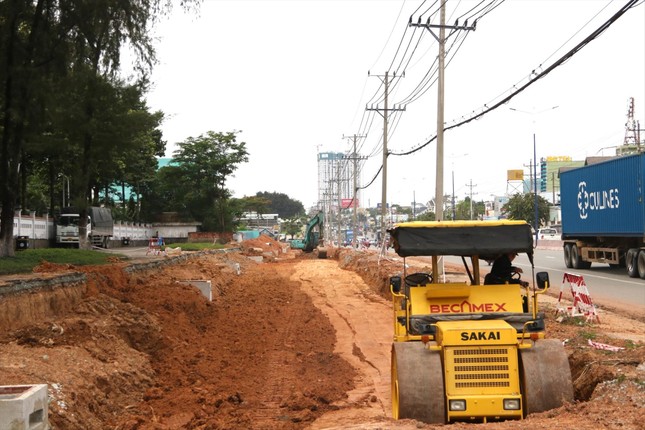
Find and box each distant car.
[538,228,559,240]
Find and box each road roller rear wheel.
[391,342,445,424]
[520,339,574,415]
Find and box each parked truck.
[560,152,645,278]
[56,206,114,248]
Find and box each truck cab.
[56,207,113,248]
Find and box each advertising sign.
[341,198,358,209]
[507,170,524,181]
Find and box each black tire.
[563,244,573,269]
[626,249,639,278]
[392,342,445,423]
[571,244,591,270]
[638,251,645,280]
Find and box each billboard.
[341,198,358,209]
[507,169,524,181]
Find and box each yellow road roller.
[388,220,573,424]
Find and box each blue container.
[560,153,645,237]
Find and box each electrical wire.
[390,0,641,157]
[354,0,641,200]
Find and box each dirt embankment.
[0,238,643,429]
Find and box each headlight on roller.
[503,398,521,410]
[449,399,467,411]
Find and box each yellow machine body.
[388,221,573,424]
[436,320,522,421]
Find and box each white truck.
[56,207,114,248]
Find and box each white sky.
[144,0,645,210]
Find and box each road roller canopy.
[388,220,534,262]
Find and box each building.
[539,156,584,203]
[317,152,360,211]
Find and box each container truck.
[56,206,114,248]
[560,153,645,278]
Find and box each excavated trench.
[0,243,643,429]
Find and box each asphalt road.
[437,241,644,315]
[513,247,645,313]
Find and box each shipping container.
[561,154,644,236]
[560,153,645,278]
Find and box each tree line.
[0,1,309,257]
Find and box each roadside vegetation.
[0,249,124,276]
[0,242,229,276]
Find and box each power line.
[390,0,641,157]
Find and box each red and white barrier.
[588,339,623,351]
[558,273,600,323]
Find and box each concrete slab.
[178,280,212,301]
[0,384,49,430]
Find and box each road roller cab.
[388,220,573,424]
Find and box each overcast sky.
[143,0,645,210]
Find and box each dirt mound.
[0,248,643,429]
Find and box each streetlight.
[509,106,559,244]
[59,174,70,209]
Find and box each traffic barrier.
[557,272,600,323]
[588,339,624,352]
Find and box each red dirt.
[0,236,643,429]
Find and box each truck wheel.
[392,342,445,423]
[637,251,645,280]
[626,249,639,278]
[571,244,591,269]
[563,244,573,269]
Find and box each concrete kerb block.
[178,280,212,301]
[0,384,49,430]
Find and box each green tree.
[281,215,305,239]
[156,131,249,232]
[0,0,197,255]
[255,191,305,219]
[455,197,486,220]
[416,211,435,221]
[239,195,272,216]
[502,193,550,228]
[0,0,59,256]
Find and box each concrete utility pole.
[343,134,367,249]
[410,5,474,277]
[337,161,343,248]
[465,179,478,220]
[410,6,475,224]
[436,5,446,223]
[367,72,405,243]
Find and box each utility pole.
[465,179,478,220]
[343,134,366,249]
[410,6,475,224]
[410,5,475,278]
[367,72,405,243]
[337,161,343,249]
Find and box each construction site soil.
[0,236,644,430]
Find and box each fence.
[12,212,154,241]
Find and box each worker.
[486,252,529,287]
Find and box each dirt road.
[0,239,644,429]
